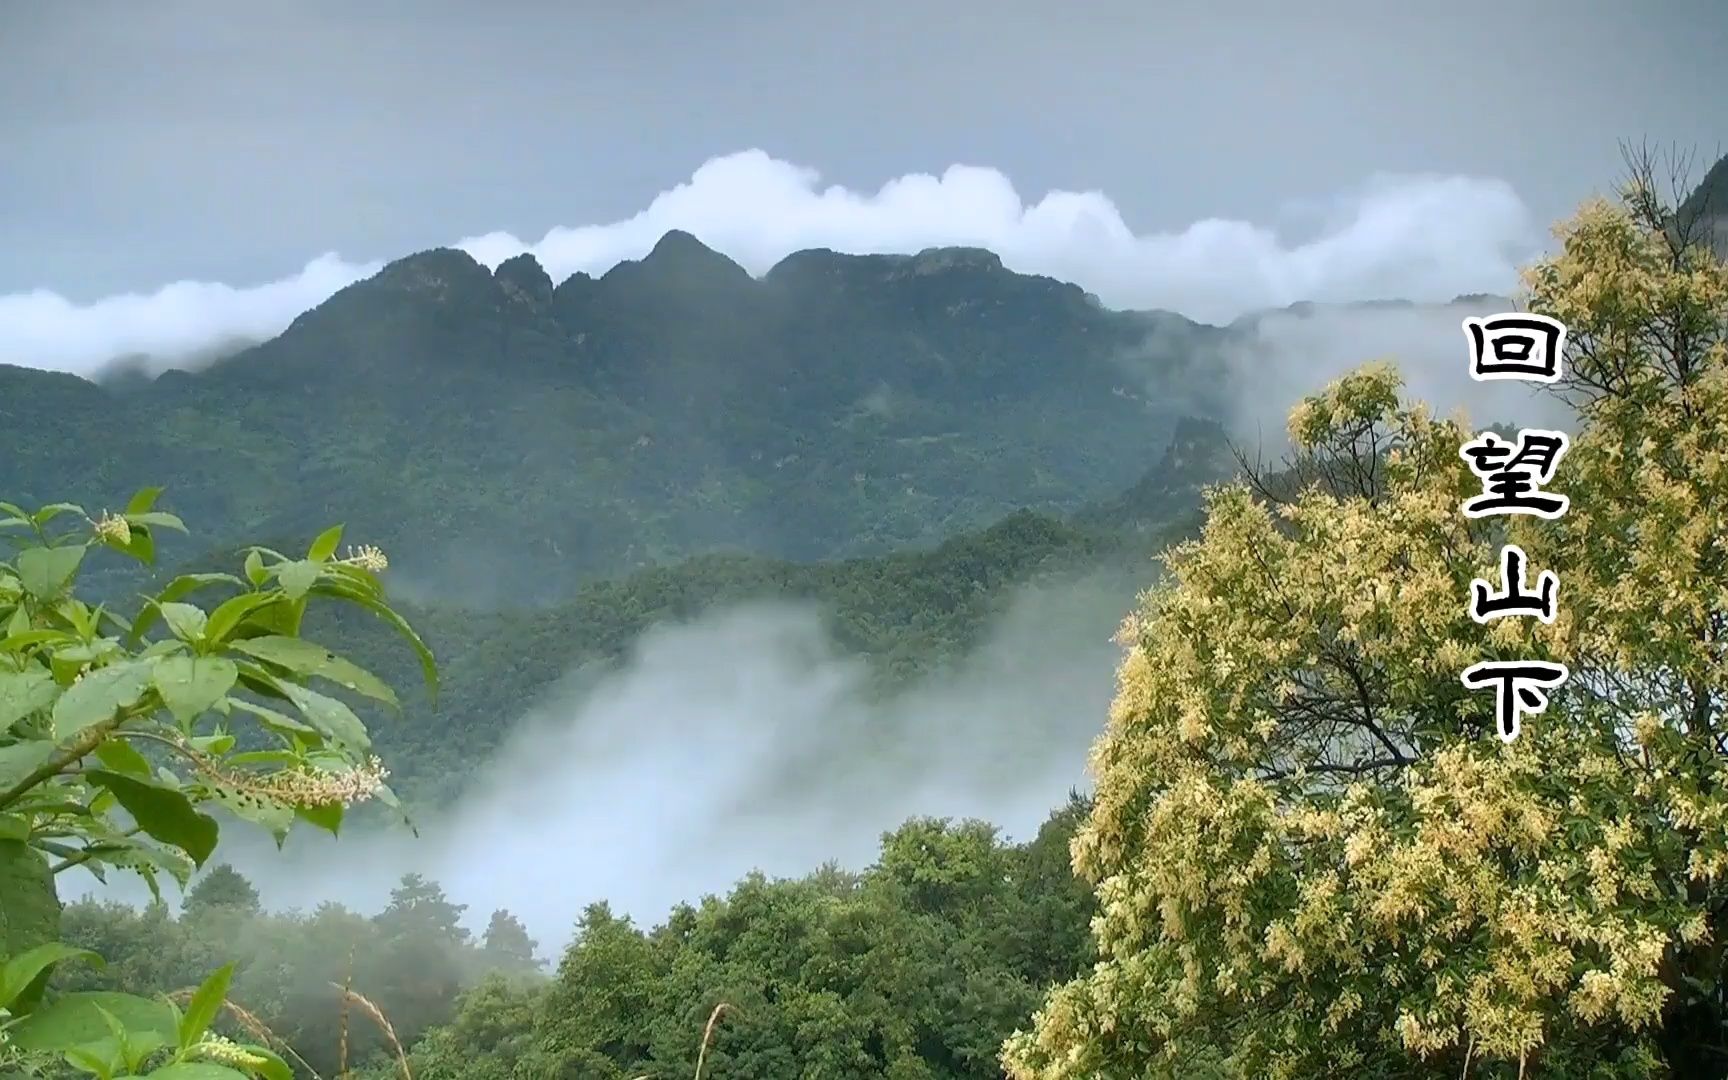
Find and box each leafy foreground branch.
[0,491,435,1079]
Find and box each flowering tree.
[1002,172,1728,1076]
[0,495,433,1078]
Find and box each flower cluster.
[340,544,388,573]
[188,1033,269,1069]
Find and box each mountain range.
[4,229,1505,603]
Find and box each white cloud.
[2,149,1539,377]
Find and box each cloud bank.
[3,149,1539,377]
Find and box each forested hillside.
[1,234,1235,601]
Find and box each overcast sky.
[0,1,1722,370]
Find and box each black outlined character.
[1460,660,1569,742]
[1463,313,1566,383]
[1470,544,1559,624]
[1459,429,1570,519]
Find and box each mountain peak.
[375,247,491,291]
[494,253,554,306]
[906,246,1004,275]
[594,229,751,290]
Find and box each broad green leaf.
[51,641,123,683]
[8,991,177,1052]
[242,551,266,588]
[0,813,28,840]
[296,801,343,836]
[63,1040,120,1078]
[126,575,243,645]
[236,1046,293,1080]
[89,837,196,890]
[276,682,368,754]
[275,560,319,601]
[226,698,317,738]
[185,733,234,756]
[83,772,219,867]
[320,562,382,600]
[92,738,154,777]
[0,943,102,1010]
[123,488,162,515]
[52,660,155,740]
[151,656,237,725]
[229,637,396,707]
[307,524,344,563]
[0,668,59,727]
[0,739,55,793]
[1,628,79,654]
[135,1064,250,1079]
[202,593,277,648]
[225,750,299,768]
[122,511,186,534]
[60,600,96,640]
[152,603,208,645]
[0,840,59,1012]
[176,963,232,1050]
[30,503,85,527]
[201,784,294,841]
[16,545,86,600]
[309,582,438,698]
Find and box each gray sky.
[0,0,1722,367]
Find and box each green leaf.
[0,668,59,727]
[84,772,219,867]
[124,488,163,515]
[151,603,208,645]
[136,1064,251,1079]
[126,576,243,646]
[16,545,86,600]
[176,964,232,1050]
[0,813,28,840]
[309,582,437,699]
[296,801,343,836]
[63,1040,120,1079]
[30,503,85,527]
[202,593,277,648]
[52,660,156,740]
[275,682,368,754]
[226,699,317,739]
[229,637,396,707]
[8,991,177,1052]
[91,739,154,777]
[0,739,55,793]
[275,560,319,601]
[237,1046,293,1080]
[123,512,186,534]
[0,840,59,1012]
[241,551,266,588]
[307,524,344,563]
[201,784,294,841]
[151,657,238,725]
[0,943,102,1010]
[1,628,79,654]
[86,836,195,889]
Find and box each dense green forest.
[52,797,1096,1079]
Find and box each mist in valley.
[67,565,1138,953]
